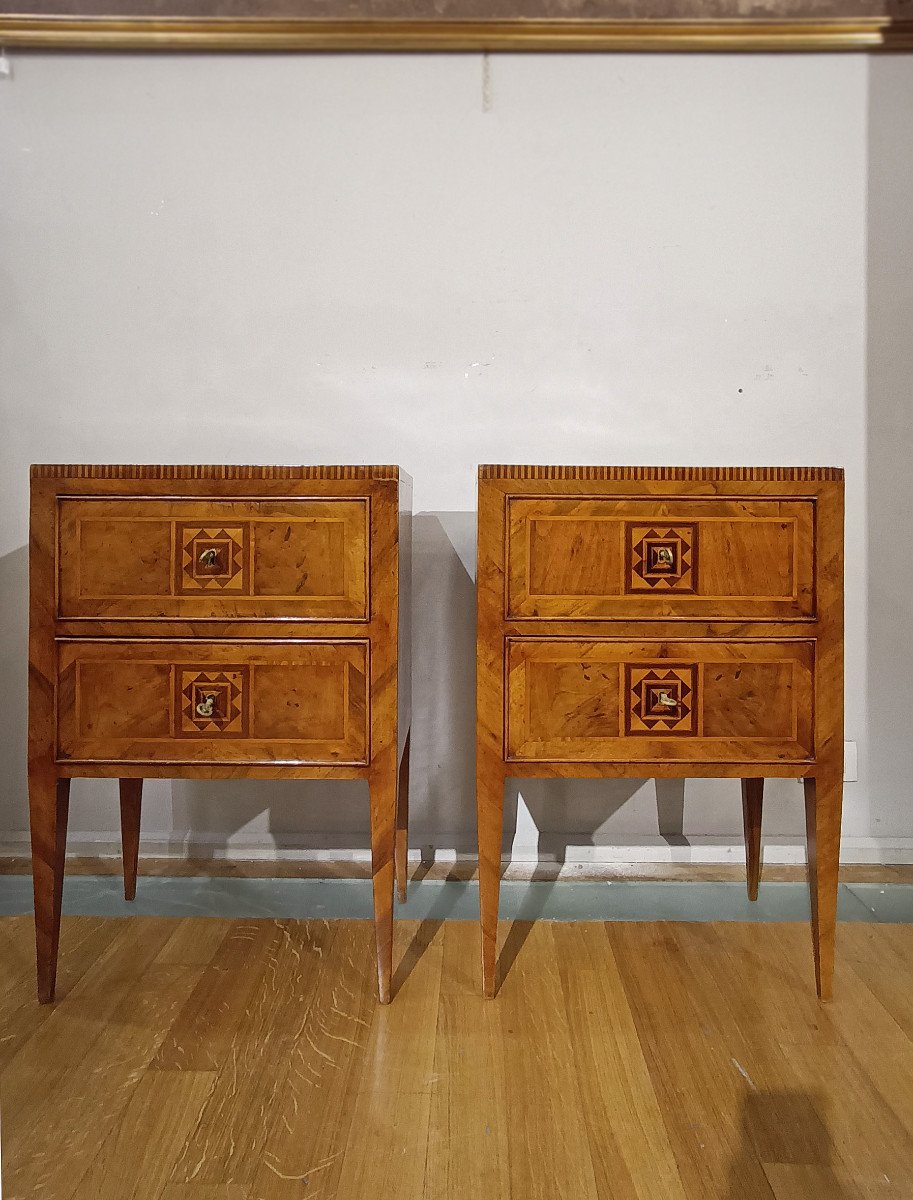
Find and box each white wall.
[866,58,913,846]
[0,51,882,861]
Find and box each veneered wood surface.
[28,465,411,1004]
[56,639,369,765]
[119,778,142,901]
[506,638,813,763]
[507,496,815,621]
[741,778,764,902]
[58,497,369,622]
[4,916,913,1199]
[477,465,844,1000]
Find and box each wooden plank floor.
[3,915,913,1198]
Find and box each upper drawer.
[506,497,815,621]
[57,498,368,621]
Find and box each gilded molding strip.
[31,463,401,481]
[0,15,910,51]
[479,464,844,481]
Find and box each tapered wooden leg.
[119,778,143,902]
[477,763,505,999]
[395,731,410,904]
[741,778,764,902]
[804,769,843,1002]
[369,763,396,1004]
[28,770,70,1004]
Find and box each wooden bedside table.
[476,465,844,999]
[28,464,411,1004]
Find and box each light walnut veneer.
[477,465,844,999]
[28,464,412,1004]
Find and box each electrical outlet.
[844,741,858,783]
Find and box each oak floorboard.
[498,922,601,1200]
[331,920,442,1200]
[423,922,510,1200]
[4,917,913,1200]
[158,1189,252,1200]
[0,916,118,1072]
[158,1188,252,1199]
[608,923,778,1200]
[555,923,688,1200]
[2,957,205,1199]
[1,918,177,1131]
[155,918,234,967]
[153,921,286,1072]
[167,920,336,1189]
[250,922,376,1199]
[79,1070,218,1200]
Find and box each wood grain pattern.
[477,465,844,1000]
[6,915,913,1200]
[119,778,142,901]
[507,496,814,621]
[742,778,764,902]
[2,14,913,54]
[31,463,401,480]
[58,496,369,621]
[28,465,412,1004]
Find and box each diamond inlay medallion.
[626,523,698,593]
[177,667,249,737]
[625,664,697,736]
[177,524,248,594]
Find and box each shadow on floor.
[726,1090,858,1198]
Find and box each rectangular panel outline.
[55,637,370,766]
[510,502,805,607]
[56,494,370,622]
[503,636,812,764]
[501,489,815,624]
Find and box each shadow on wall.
[0,515,695,859]
[0,514,737,858]
[0,545,29,843]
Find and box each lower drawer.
[56,639,369,765]
[506,638,814,764]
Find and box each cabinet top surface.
[31,463,408,482]
[478,464,843,482]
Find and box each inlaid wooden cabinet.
[476,465,844,999]
[29,464,411,1004]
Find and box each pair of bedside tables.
[28,463,843,1004]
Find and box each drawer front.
[58,498,368,621]
[506,497,815,620]
[56,640,368,765]
[506,638,814,763]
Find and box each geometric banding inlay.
[177,667,249,736]
[626,523,698,593]
[177,524,247,593]
[625,664,697,736]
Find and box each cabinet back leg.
[119,779,143,902]
[29,773,70,1004]
[741,778,764,901]
[395,730,410,904]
